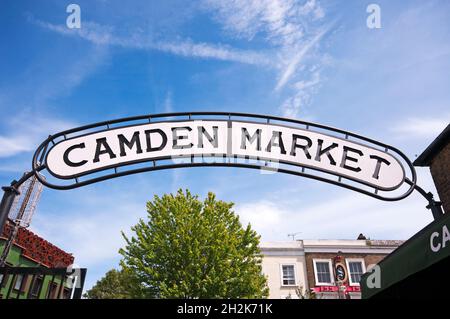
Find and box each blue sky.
[1,0,449,290]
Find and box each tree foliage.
[83,268,146,299]
[119,189,268,298]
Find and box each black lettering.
[198,126,218,148]
[265,131,286,154]
[118,132,143,157]
[93,138,117,163]
[241,128,261,151]
[370,155,391,179]
[340,146,363,172]
[145,129,167,152]
[172,127,193,149]
[290,134,312,158]
[315,139,338,165]
[63,143,88,167]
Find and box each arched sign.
[31,112,416,201]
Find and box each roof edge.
[413,124,450,166]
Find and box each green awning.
[361,212,450,298]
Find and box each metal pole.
[0,183,20,267]
[0,171,36,234]
[72,268,87,299]
[0,172,37,266]
[425,194,444,220]
[0,184,20,236]
[0,175,40,266]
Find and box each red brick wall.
[430,142,450,214]
[305,252,387,288]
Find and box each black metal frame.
[30,111,416,201]
[0,111,444,268]
[0,267,87,299]
[0,111,442,299]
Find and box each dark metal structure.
[0,173,44,267]
[0,112,444,235]
[32,112,416,197]
[0,266,87,299]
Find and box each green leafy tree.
[119,189,269,298]
[84,268,146,299]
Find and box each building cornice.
[261,249,305,257]
[304,247,397,254]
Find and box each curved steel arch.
[2,112,445,270]
[29,112,417,201]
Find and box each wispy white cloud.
[30,2,331,119]
[32,201,143,265]
[236,191,433,241]
[0,137,31,158]
[279,68,322,118]
[275,26,329,91]
[30,17,115,45]
[0,19,108,159]
[0,161,32,173]
[28,1,332,119]
[203,0,324,47]
[31,17,272,67]
[236,200,282,235]
[163,91,174,113]
[202,0,331,118]
[234,165,439,242]
[0,23,107,159]
[155,39,272,65]
[391,116,449,139]
[0,112,77,157]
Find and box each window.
[346,259,366,286]
[313,259,333,285]
[30,277,44,299]
[13,274,26,292]
[0,263,12,288]
[63,288,71,299]
[47,283,58,299]
[281,265,296,286]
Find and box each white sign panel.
[46,120,405,190]
[231,121,404,190]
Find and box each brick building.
[303,238,402,299]
[414,124,449,213]
[361,124,449,299]
[260,236,402,299]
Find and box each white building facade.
[260,241,308,299]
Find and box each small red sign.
[312,285,361,293]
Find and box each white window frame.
[313,259,334,286]
[13,274,24,291]
[345,258,366,286]
[280,264,297,287]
